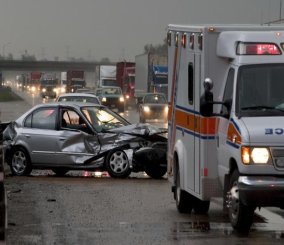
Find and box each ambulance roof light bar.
[236,42,281,55]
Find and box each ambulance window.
[188,63,194,105]
[222,68,235,115]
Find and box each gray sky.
[0,0,282,61]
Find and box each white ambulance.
[167,25,284,231]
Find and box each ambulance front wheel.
[228,169,255,231]
[175,169,194,213]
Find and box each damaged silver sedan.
[2,102,167,179]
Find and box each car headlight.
[42,88,46,92]
[143,106,150,112]
[61,87,66,93]
[71,88,74,92]
[102,97,107,102]
[120,97,124,102]
[31,86,35,92]
[126,95,130,99]
[165,106,168,112]
[241,147,271,165]
[53,88,58,93]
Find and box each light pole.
[2,42,11,59]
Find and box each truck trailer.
[167,24,284,231]
[66,70,86,92]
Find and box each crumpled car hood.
[108,123,167,137]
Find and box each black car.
[139,93,168,123]
[2,102,167,179]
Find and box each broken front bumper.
[238,176,284,208]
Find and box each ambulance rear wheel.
[228,169,255,231]
[175,169,194,213]
[193,200,210,214]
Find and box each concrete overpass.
[0,60,117,72]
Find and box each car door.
[56,107,100,165]
[22,107,59,165]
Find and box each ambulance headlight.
[143,106,150,112]
[251,148,270,164]
[242,147,271,165]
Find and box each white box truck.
[167,24,284,231]
[95,65,116,88]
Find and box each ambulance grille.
[272,150,284,157]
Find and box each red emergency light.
[237,42,281,55]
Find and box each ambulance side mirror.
[200,78,214,117]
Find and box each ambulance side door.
[217,68,235,174]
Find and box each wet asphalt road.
[2,86,284,245]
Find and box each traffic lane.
[5,176,284,245]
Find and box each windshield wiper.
[241,105,284,113]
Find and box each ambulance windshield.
[237,64,284,116]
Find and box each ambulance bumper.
[238,176,284,208]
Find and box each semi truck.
[60,72,67,93]
[95,65,116,88]
[66,70,86,92]
[29,72,42,92]
[167,24,284,231]
[134,53,168,108]
[116,62,136,109]
[40,73,57,98]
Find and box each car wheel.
[193,200,210,214]
[9,147,32,176]
[145,167,167,179]
[228,169,255,231]
[105,149,131,178]
[175,168,194,213]
[52,168,69,176]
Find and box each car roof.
[57,93,97,98]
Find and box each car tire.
[175,169,194,213]
[52,168,69,176]
[9,147,32,176]
[105,149,131,179]
[193,200,210,214]
[228,169,255,231]
[145,167,167,179]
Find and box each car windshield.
[81,106,129,132]
[237,64,284,117]
[42,80,56,85]
[77,89,90,93]
[58,96,100,104]
[102,88,122,95]
[144,94,166,104]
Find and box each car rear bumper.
[238,176,284,208]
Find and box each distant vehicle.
[135,53,168,107]
[56,93,101,105]
[76,88,91,93]
[116,62,136,109]
[67,71,86,93]
[40,73,57,98]
[95,86,125,112]
[2,103,167,179]
[60,72,67,93]
[139,93,168,123]
[95,65,116,88]
[29,72,42,92]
